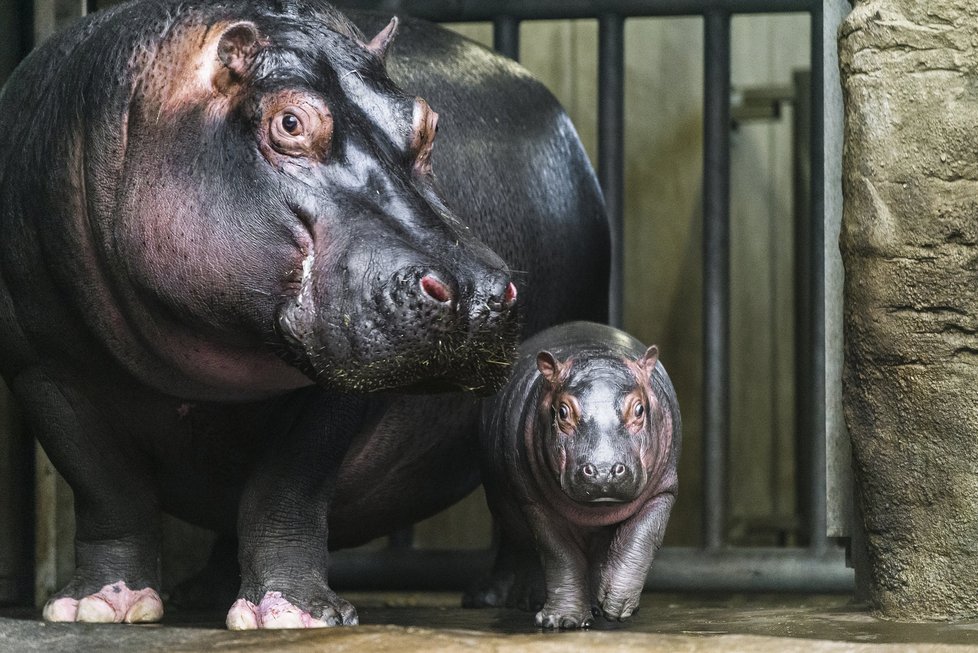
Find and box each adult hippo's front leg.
[14,368,164,624]
[227,388,367,629]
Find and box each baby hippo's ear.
[536,351,565,385]
[638,345,659,375]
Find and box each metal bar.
[702,9,731,551]
[792,69,813,546]
[808,3,828,556]
[650,547,850,592]
[335,0,817,22]
[492,15,520,61]
[598,13,625,329]
[329,547,853,593]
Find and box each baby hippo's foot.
[227,590,358,629]
[596,588,642,622]
[595,575,645,622]
[535,601,593,630]
[43,581,163,623]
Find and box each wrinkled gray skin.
[0,0,609,628]
[468,322,680,629]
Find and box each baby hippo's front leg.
[596,492,676,621]
[526,507,593,629]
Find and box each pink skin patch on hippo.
[42,582,163,623]
[226,592,332,629]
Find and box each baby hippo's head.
[536,346,661,504]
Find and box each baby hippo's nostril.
[420,274,453,303]
[581,463,596,478]
[611,463,627,477]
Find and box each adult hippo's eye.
[263,97,333,161]
[281,113,300,134]
[270,107,309,149]
[635,404,645,418]
[558,403,570,421]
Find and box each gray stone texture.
[840,0,978,621]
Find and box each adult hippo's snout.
[277,230,521,394]
[379,263,518,337]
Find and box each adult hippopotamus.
[0,0,609,629]
[467,322,680,629]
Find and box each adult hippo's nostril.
[503,281,518,307]
[420,274,454,304]
[486,279,518,312]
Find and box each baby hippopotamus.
[470,321,681,629]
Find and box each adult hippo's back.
[0,0,608,630]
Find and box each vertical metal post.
[792,68,813,546]
[598,13,625,328]
[492,15,520,61]
[702,9,731,551]
[808,2,828,556]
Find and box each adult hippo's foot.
[38,536,164,624]
[227,389,366,630]
[43,581,163,623]
[463,541,545,612]
[226,588,357,629]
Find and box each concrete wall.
[841,0,978,620]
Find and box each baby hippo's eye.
[635,403,645,418]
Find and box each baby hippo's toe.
[535,602,593,630]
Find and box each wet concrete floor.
[2,592,978,652]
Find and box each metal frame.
[333,0,843,592]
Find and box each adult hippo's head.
[100,2,518,395]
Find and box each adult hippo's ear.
[216,22,261,91]
[362,17,399,62]
[637,345,660,375]
[536,351,566,385]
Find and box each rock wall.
[840,0,978,620]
